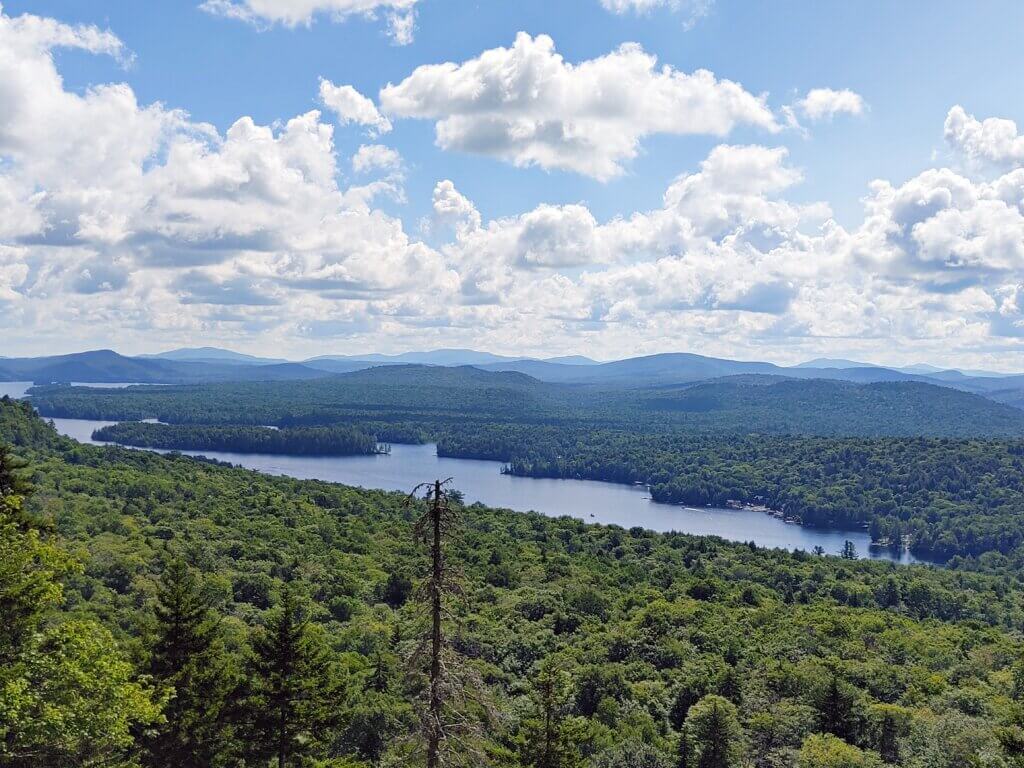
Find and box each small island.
[91,422,386,456]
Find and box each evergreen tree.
[870,704,910,764]
[520,660,577,768]
[814,671,860,743]
[877,577,900,609]
[242,585,337,768]
[143,558,237,768]
[0,443,45,531]
[682,695,745,768]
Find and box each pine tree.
[143,558,237,768]
[243,585,337,768]
[682,695,745,768]
[520,660,576,768]
[814,671,859,743]
[0,443,45,531]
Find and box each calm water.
[0,382,156,399]
[43,415,927,564]
[0,382,33,399]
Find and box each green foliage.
[1,619,161,768]
[5,400,1024,766]
[94,422,382,456]
[682,695,745,768]
[142,559,239,768]
[519,660,578,768]
[0,430,159,767]
[797,734,883,768]
[241,586,339,766]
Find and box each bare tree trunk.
[428,478,443,768]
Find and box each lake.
[40,413,928,565]
[0,381,157,399]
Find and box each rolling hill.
[0,350,332,384]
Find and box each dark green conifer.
[243,585,337,768]
[142,559,237,768]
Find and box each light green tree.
[798,734,884,768]
[0,445,160,767]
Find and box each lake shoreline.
[35,412,935,566]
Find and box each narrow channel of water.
[37,412,927,565]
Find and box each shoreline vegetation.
[90,421,387,457]
[84,420,914,561]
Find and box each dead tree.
[406,478,491,767]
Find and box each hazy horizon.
[4,343,1024,376]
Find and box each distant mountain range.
[138,347,290,366]
[0,350,332,385]
[3,347,1024,409]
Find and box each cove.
[43,415,931,565]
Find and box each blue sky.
[3,0,1024,366]
[18,0,1024,227]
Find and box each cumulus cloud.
[319,80,392,134]
[200,0,418,43]
[0,5,452,351]
[944,105,1024,169]
[380,32,777,180]
[352,143,402,173]
[435,144,825,313]
[795,88,865,122]
[426,128,1024,362]
[7,5,1024,367]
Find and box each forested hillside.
[437,427,1024,563]
[6,398,1024,767]
[29,367,1024,563]
[31,366,1024,437]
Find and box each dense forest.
[437,426,1024,563]
[7,397,1024,766]
[30,366,1024,437]
[92,422,384,456]
[29,366,1024,564]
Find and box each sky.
[3,0,1024,368]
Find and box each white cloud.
[7,5,1024,368]
[794,88,865,122]
[0,5,453,351]
[599,0,713,29]
[352,143,402,173]
[379,32,777,180]
[200,0,418,42]
[432,180,481,236]
[385,8,415,45]
[319,80,392,135]
[944,105,1024,169]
